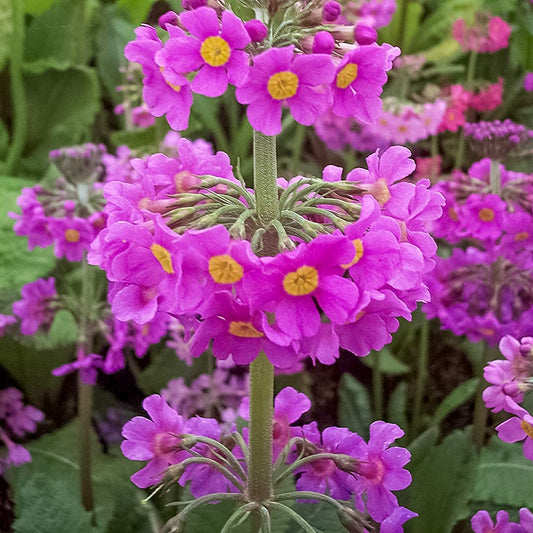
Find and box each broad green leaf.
[0,176,55,305]
[431,377,479,427]
[421,39,461,64]
[23,0,57,15]
[117,0,152,25]
[471,437,533,510]
[295,502,345,533]
[408,425,440,470]
[360,348,410,376]
[96,6,136,99]
[21,66,100,174]
[388,381,409,430]
[13,474,95,533]
[338,373,372,440]
[402,2,424,54]
[403,429,477,533]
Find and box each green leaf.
[23,0,57,15]
[13,474,95,533]
[0,176,56,306]
[96,6,135,99]
[408,425,440,470]
[110,127,158,152]
[420,39,461,63]
[360,348,410,376]
[0,0,12,71]
[403,429,477,533]
[338,373,372,440]
[471,437,533,510]
[294,502,345,533]
[117,0,152,25]
[388,381,408,430]
[21,66,100,174]
[431,378,479,427]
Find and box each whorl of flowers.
[121,388,416,529]
[0,388,44,474]
[124,2,400,136]
[452,12,512,53]
[89,143,443,368]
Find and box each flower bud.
[333,453,359,473]
[159,11,179,30]
[337,506,371,533]
[354,24,377,45]
[245,19,268,42]
[313,31,336,54]
[322,1,342,22]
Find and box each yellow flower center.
[228,321,264,338]
[150,243,175,274]
[336,63,358,89]
[200,36,231,67]
[478,208,495,222]
[520,420,533,439]
[371,178,391,207]
[448,207,458,222]
[208,255,243,284]
[283,266,319,296]
[342,239,364,269]
[479,327,494,337]
[267,71,299,100]
[159,66,182,92]
[515,232,529,241]
[64,229,80,243]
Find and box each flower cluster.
[90,144,443,368]
[452,12,511,53]
[124,3,399,136]
[471,507,533,532]
[121,388,416,529]
[0,388,44,474]
[9,144,106,261]
[425,159,533,344]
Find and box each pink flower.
[48,216,95,262]
[131,105,156,128]
[331,43,400,123]
[524,73,533,92]
[236,46,335,135]
[461,193,506,242]
[452,14,511,53]
[121,394,189,488]
[12,278,57,335]
[156,7,251,98]
[495,401,533,462]
[471,509,522,533]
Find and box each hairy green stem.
[78,257,94,514]
[248,352,274,531]
[455,50,478,169]
[253,131,280,225]
[411,318,429,438]
[6,0,27,175]
[489,159,501,195]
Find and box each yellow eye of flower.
[64,229,80,243]
[200,36,231,67]
[341,239,364,269]
[208,255,243,284]
[336,63,358,89]
[520,420,533,439]
[228,321,264,338]
[267,71,299,100]
[478,208,495,222]
[150,243,175,274]
[283,266,319,296]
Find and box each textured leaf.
[117,0,152,25]
[361,348,410,376]
[403,429,477,533]
[388,381,409,431]
[431,378,479,427]
[13,474,94,533]
[295,502,345,533]
[471,437,533,510]
[338,373,372,440]
[407,425,439,470]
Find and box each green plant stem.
[455,50,478,169]
[6,0,27,175]
[489,159,501,195]
[411,318,429,438]
[373,351,384,420]
[473,343,493,451]
[396,0,410,50]
[78,256,94,514]
[253,130,280,225]
[248,352,274,532]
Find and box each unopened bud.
[337,506,372,533]
[323,1,342,22]
[354,24,377,45]
[161,463,187,485]
[313,31,336,54]
[333,454,359,473]
[221,434,237,451]
[245,19,268,42]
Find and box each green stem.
[397,0,410,51]
[473,343,492,451]
[253,130,280,226]
[78,255,94,514]
[455,50,478,169]
[6,0,27,175]
[489,159,501,195]
[411,318,429,438]
[247,352,274,531]
[373,350,383,420]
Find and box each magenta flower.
[462,193,506,242]
[525,73,533,92]
[519,508,533,531]
[495,402,533,462]
[0,314,16,335]
[352,421,412,523]
[48,216,95,262]
[236,45,335,136]
[12,278,58,335]
[471,509,522,533]
[244,233,359,339]
[125,26,193,131]
[52,350,103,385]
[121,394,189,488]
[0,429,31,474]
[380,506,418,533]
[331,43,399,123]
[156,7,251,97]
